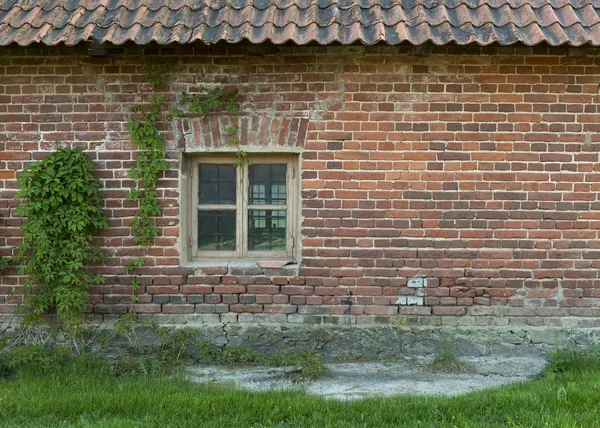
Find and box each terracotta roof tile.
[1,1,599,46]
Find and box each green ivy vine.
[0,214,7,271]
[174,86,247,166]
[120,65,244,325]
[127,67,244,249]
[126,66,170,247]
[13,147,108,331]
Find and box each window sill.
[183,260,299,276]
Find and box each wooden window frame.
[188,154,298,262]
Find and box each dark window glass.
[198,210,236,251]
[248,209,286,251]
[249,164,286,205]
[199,164,236,205]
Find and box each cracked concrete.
[221,322,230,345]
[188,356,547,400]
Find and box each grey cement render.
[158,323,599,359]
[3,318,598,359]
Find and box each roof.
[1,0,599,47]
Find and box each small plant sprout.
[425,345,473,373]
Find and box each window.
[188,155,298,261]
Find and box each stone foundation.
[2,316,597,360]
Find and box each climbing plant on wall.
[174,87,247,166]
[13,147,108,331]
[127,66,244,249]
[121,64,244,321]
[0,214,6,271]
[126,66,176,248]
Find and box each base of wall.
[2,316,598,359]
[204,324,598,359]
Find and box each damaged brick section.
[2,42,600,329]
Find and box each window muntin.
[190,155,297,261]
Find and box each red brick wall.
[1,42,600,327]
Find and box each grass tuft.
[424,346,474,373]
[546,344,600,374]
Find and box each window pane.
[248,209,286,251]
[198,210,236,251]
[199,164,236,205]
[249,164,286,205]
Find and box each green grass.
[1,350,600,427]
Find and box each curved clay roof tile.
[1,0,599,46]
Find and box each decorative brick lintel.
[182,115,309,151]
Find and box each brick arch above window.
[180,115,309,152]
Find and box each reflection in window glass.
[199,164,236,205]
[248,209,286,251]
[249,164,286,205]
[198,210,236,251]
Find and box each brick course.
[1,42,600,327]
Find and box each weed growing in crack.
[425,346,473,373]
[285,350,331,383]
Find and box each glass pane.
[198,210,236,251]
[199,164,236,205]
[249,164,286,205]
[248,209,286,251]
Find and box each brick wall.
[1,42,600,328]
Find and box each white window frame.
[188,155,298,262]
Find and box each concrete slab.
[187,356,547,400]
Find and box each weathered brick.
[163,304,194,314]
[2,44,599,327]
[180,285,213,294]
[432,307,466,316]
[214,285,246,294]
[264,305,297,314]
[131,304,161,313]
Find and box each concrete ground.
[188,356,547,400]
